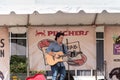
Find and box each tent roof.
[1,11,120,27]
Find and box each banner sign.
[28,26,96,71]
[0,27,10,80]
[104,27,120,80]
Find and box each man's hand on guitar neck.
[79,51,83,54]
[69,51,83,57]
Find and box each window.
[10,33,26,55]
[10,32,27,80]
[96,32,104,74]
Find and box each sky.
[0,0,120,14]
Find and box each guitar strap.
[62,44,66,54]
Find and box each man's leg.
[51,65,58,80]
[59,66,66,80]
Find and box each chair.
[26,73,46,80]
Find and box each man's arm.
[46,43,56,57]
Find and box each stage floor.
[47,76,104,80]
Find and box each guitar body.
[45,52,64,66]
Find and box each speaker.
[57,72,74,80]
[64,72,74,80]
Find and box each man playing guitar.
[46,32,68,80]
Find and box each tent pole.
[26,27,30,77]
[26,14,30,77]
[95,69,97,80]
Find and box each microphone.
[66,39,69,49]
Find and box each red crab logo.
[37,39,87,66]
[38,39,54,50]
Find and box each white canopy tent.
[1,1,120,80]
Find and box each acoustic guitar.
[45,52,69,66]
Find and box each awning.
[0,11,120,27]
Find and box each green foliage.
[30,70,46,75]
[10,55,27,73]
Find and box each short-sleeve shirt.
[46,41,68,67]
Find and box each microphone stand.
[66,39,70,80]
[104,60,107,80]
